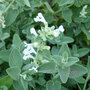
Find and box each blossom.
[53,31,59,37]
[34,13,47,25]
[30,28,38,37]
[44,46,50,50]
[20,74,26,79]
[29,66,38,72]
[33,42,39,47]
[2,23,6,28]
[23,42,37,60]
[80,5,88,18]
[59,25,64,32]
[41,60,49,63]
[53,25,64,37]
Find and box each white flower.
[20,74,26,80]
[34,13,47,25]
[59,25,64,32]
[2,23,6,28]
[45,46,50,50]
[30,28,38,37]
[33,42,39,47]
[53,25,64,37]
[53,31,59,37]
[23,42,37,60]
[41,60,49,63]
[84,5,88,9]
[29,66,38,72]
[80,5,88,18]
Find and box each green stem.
[83,75,89,90]
[34,49,39,67]
[4,0,15,13]
[77,83,82,90]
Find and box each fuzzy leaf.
[58,66,70,83]
[6,67,21,80]
[38,62,56,73]
[9,48,23,68]
[70,64,88,78]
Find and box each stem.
[77,83,82,90]
[34,49,39,67]
[4,0,15,13]
[83,75,89,90]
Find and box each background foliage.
[0,0,90,90]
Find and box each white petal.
[30,28,38,36]
[53,31,59,37]
[2,23,6,28]
[59,25,64,32]
[84,5,88,9]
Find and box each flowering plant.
[0,0,90,90]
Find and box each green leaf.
[20,78,28,90]
[58,0,74,6]
[29,0,42,8]
[9,48,23,68]
[51,46,60,55]
[0,50,11,62]
[0,76,13,88]
[82,29,90,40]
[23,0,30,7]
[15,0,25,6]
[0,59,4,64]
[0,42,5,48]
[78,48,89,57]
[0,86,8,90]
[13,34,22,49]
[51,55,62,66]
[5,9,19,26]
[38,62,56,73]
[70,64,88,78]
[61,86,68,90]
[46,80,61,90]
[1,33,10,40]
[74,77,85,84]
[72,45,79,57]
[62,51,68,61]
[39,50,51,61]
[62,8,72,23]
[59,44,71,56]
[66,57,79,67]
[74,0,83,7]
[58,66,70,83]
[13,78,28,90]
[44,2,55,14]
[6,67,21,80]
[61,36,74,44]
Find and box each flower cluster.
[34,13,47,25]
[23,42,37,60]
[30,13,65,41]
[20,74,27,80]
[80,5,88,18]
[29,66,38,72]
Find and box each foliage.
[0,0,90,90]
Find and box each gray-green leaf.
[38,62,56,73]
[6,67,21,80]
[58,66,70,83]
[23,0,30,7]
[9,48,23,68]
[70,64,88,78]
[46,80,61,90]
